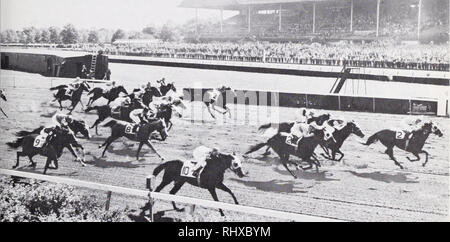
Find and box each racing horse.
[319,120,365,161]
[158,81,177,96]
[15,119,91,140]
[0,89,7,117]
[363,121,443,168]
[148,151,246,216]
[50,81,91,114]
[129,86,162,107]
[245,128,325,179]
[256,113,331,156]
[99,119,168,160]
[204,86,236,119]
[6,126,85,174]
[84,98,145,135]
[154,102,183,132]
[86,85,128,107]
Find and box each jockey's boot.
[192,166,203,178]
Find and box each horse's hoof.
[422,163,426,167]
[175,208,185,212]
[12,165,18,169]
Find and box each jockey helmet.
[75,77,81,82]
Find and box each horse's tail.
[6,137,24,149]
[102,120,117,128]
[16,126,44,137]
[245,142,267,155]
[258,123,273,132]
[49,85,66,91]
[153,161,170,177]
[363,133,379,146]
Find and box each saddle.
[65,88,74,97]
[285,134,300,147]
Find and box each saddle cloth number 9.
[180,161,196,178]
[33,135,46,148]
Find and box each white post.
[196,8,199,34]
[220,8,224,33]
[350,0,354,32]
[248,6,251,33]
[312,2,316,33]
[376,0,380,37]
[279,4,282,32]
[417,0,422,40]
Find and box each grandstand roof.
[179,0,332,10]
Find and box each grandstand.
[179,0,449,42]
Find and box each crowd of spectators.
[95,40,448,71]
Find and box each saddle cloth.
[65,89,74,97]
[180,160,203,178]
[281,132,300,147]
[125,123,139,134]
[395,130,407,140]
[33,135,47,148]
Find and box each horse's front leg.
[420,150,429,167]
[205,104,216,119]
[136,142,144,160]
[217,183,239,205]
[145,141,164,161]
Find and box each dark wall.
[183,88,438,116]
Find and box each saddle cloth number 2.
[396,131,406,139]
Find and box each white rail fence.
[0,168,342,222]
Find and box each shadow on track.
[347,171,419,184]
[90,156,143,169]
[229,178,308,194]
[273,166,340,182]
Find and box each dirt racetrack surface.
[0,70,449,221]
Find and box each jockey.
[157,78,166,86]
[286,113,326,149]
[105,80,116,90]
[39,124,64,149]
[402,116,426,133]
[51,113,74,128]
[192,146,220,178]
[323,117,347,142]
[129,107,151,124]
[110,96,131,115]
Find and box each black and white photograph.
[0,0,448,226]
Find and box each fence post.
[146,175,155,222]
[105,191,112,211]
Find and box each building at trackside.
[0,49,109,80]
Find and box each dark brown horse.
[150,152,246,216]
[6,127,85,174]
[50,81,91,114]
[245,129,324,179]
[85,99,145,135]
[320,120,365,161]
[99,119,168,160]
[363,121,443,168]
[87,85,128,107]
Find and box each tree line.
[0,22,190,44]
